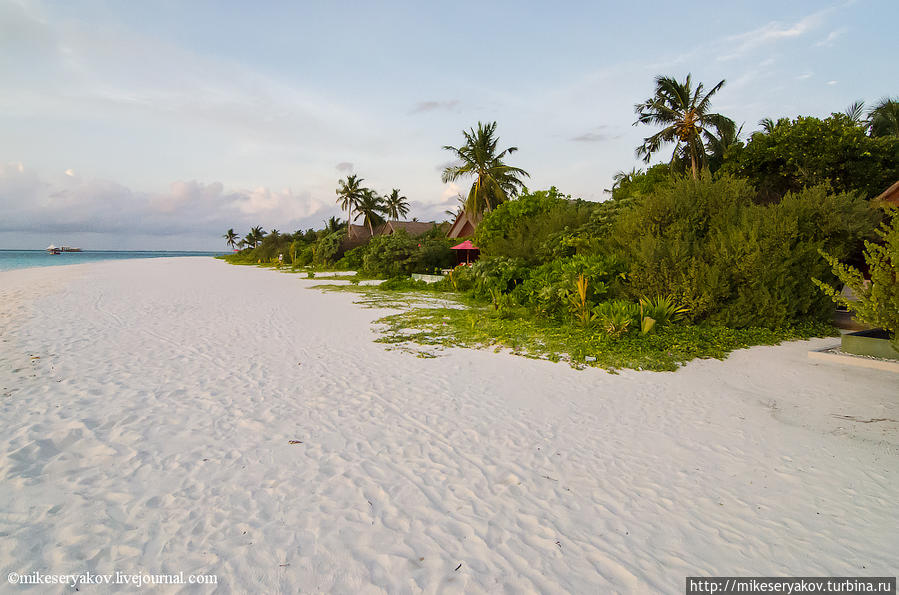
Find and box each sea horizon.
[0,249,226,272]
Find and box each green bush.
[470,257,530,298]
[416,235,455,273]
[475,188,595,263]
[721,113,899,200]
[815,211,899,349]
[512,253,625,319]
[362,231,420,276]
[613,175,879,327]
[315,231,345,265]
[335,246,365,270]
[433,265,476,292]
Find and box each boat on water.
[46,244,82,254]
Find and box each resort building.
[446,210,480,239]
[874,180,899,207]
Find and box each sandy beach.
[1,257,896,593]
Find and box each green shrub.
[639,295,688,327]
[512,253,625,319]
[594,300,639,338]
[335,246,365,270]
[315,231,345,265]
[614,175,878,327]
[470,257,529,298]
[294,246,313,267]
[416,236,455,272]
[362,231,420,276]
[815,211,899,349]
[721,113,899,200]
[433,265,476,292]
[475,188,595,263]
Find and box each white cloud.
[0,163,329,240]
[827,80,838,85]
[816,28,847,47]
[716,8,831,61]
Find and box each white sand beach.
[1,257,897,593]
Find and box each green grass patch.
[373,306,836,372]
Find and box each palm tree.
[384,188,410,231]
[634,74,734,179]
[444,193,467,219]
[441,121,529,216]
[326,216,344,234]
[223,228,239,250]
[354,189,386,236]
[758,118,777,133]
[336,175,366,237]
[844,100,866,124]
[245,226,265,248]
[705,120,743,173]
[868,97,899,137]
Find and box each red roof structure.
[450,239,480,264]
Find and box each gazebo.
[451,240,480,265]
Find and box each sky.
[1,0,897,250]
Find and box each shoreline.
[1,258,896,591]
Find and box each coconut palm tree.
[223,228,239,250]
[844,100,866,124]
[336,174,366,237]
[758,118,777,133]
[868,97,899,137]
[245,226,265,248]
[326,216,344,234]
[704,120,743,173]
[634,74,734,179]
[441,121,529,216]
[354,189,386,236]
[384,189,410,231]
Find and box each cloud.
[335,162,354,173]
[0,163,326,240]
[716,8,831,61]
[827,80,838,85]
[796,73,813,80]
[571,126,619,143]
[816,28,847,47]
[409,100,460,114]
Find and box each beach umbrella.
[450,240,480,264]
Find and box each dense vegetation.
[222,78,898,368]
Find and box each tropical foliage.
[336,174,366,236]
[722,113,899,200]
[634,74,735,179]
[442,121,529,215]
[815,212,899,348]
[221,75,899,369]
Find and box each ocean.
[0,250,226,272]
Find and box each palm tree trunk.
[690,149,698,180]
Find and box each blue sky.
[1,0,896,250]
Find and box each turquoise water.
[0,250,225,272]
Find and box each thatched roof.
[873,180,899,206]
[447,210,481,239]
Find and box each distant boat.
[46,244,81,254]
